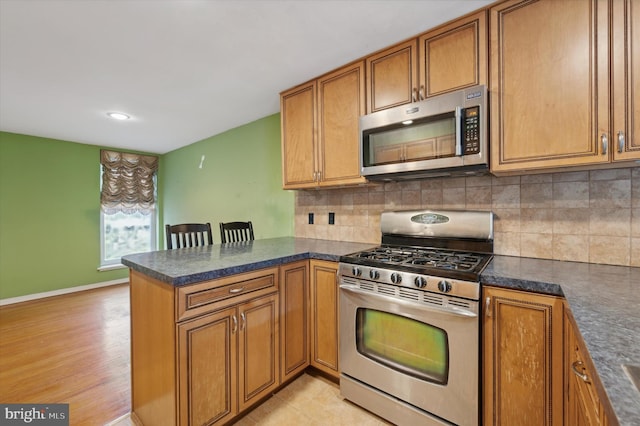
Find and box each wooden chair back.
[219,221,254,243]
[165,223,213,249]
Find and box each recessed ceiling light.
[107,112,130,120]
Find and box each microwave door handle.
[455,106,463,156]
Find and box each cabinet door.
[483,286,564,426]
[612,0,640,161]
[238,294,279,412]
[280,261,309,383]
[565,310,600,426]
[280,81,318,188]
[309,260,340,379]
[366,39,418,113]
[317,61,367,186]
[178,307,237,426]
[490,0,610,174]
[418,10,487,97]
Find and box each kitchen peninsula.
[122,237,640,426]
[122,237,376,426]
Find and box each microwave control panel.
[462,106,480,154]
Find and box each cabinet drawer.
[176,267,279,321]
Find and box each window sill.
[98,263,127,272]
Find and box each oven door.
[339,281,479,426]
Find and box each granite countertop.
[122,238,640,425]
[121,237,377,286]
[482,255,640,426]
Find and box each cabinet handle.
[571,360,589,382]
[419,85,425,101]
[485,296,491,317]
[601,133,608,155]
[455,106,463,156]
[618,131,625,153]
[229,286,244,294]
[240,312,246,331]
[412,88,418,102]
[232,315,238,333]
[317,171,322,182]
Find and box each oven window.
[355,308,449,384]
[363,112,456,167]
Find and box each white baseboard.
[0,278,129,306]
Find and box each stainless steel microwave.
[360,84,488,180]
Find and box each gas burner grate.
[348,245,486,273]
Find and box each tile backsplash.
[294,167,640,267]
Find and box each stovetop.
[340,244,493,282]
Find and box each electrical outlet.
[328,212,335,225]
[308,213,314,224]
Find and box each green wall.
[161,113,294,243]
[0,113,294,299]
[0,132,129,299]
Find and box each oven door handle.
[340,285,477,319]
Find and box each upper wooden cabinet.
[483,285,564,426]
[366,39,418,113]
[366,11,487,113]
[612,0,640,162]
[490,0,640,175]
[280,61,366,189]
[280,81,316,188]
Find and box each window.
[99,150,158,268]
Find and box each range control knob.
[390,273,402,284]
[438,280,452,293]
[414,276,427,288]
[369,269,380,280]
[351,267,362,277]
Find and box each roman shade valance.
[100,149,158,215]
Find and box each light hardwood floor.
[1,284,389,426]
[0,284,131,425]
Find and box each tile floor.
[108,373,391,426]
[234,373,391,426]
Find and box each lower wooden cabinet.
[177,306,237,425]
[131,260,340,425]
[565,308,612,426]
[130,267,281,426]
[279,261,309,383]
[309,259,340,379]
[482,286,564,425]
[177,294,279,425]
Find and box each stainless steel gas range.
[339,209,493,426]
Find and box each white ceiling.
[0,0,493,154]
